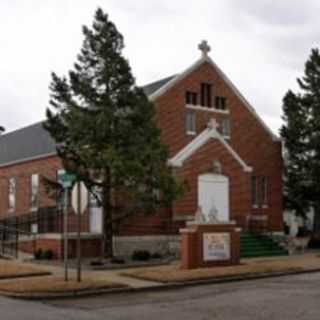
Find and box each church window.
[261,177,268,206]
[30,174,39,211]
[185,91,198,105]
[200,83,212,107]
[8,177,16,212]
[219,118,230,137]
[215,96,227,110]
[185,111,196,135]
[252,176,258,207]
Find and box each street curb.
[3,268,320,300]
[0,272,51,281]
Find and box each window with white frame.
[56,169,65,209]
[261,177,268,206]
[31,174,39,210]
[251,176,258,207]
[185,111,196,135]
[215,96,227,110]
[185,91,198,105]
[8,177,16,212]
[200,83,212,107]
[219,118,230,137]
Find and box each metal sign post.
[71,182,88,283]
[63,188,69,282]
[58,172,76,282]
[76,183,82,282]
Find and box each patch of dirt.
[122,254,320,283]
[0,276,127,294]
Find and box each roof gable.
[149,55,279,142]
[0,45,279,167]
[168,125,253,173]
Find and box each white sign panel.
[71,182,88,215]
[203,233,230,261]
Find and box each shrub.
[297,226,310,238]
[151,252,163,259]
[283,222,290,235]
[34,248,43,260]
[132,250,151,261]
[43,249,54,260]
[90,260,105,266]
[111,257,125,264]
[308,235,320,249]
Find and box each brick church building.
[0,41,283,258]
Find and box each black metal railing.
[0,206,62,258]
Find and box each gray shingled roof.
[142,75,176,96]
[0,75,175,167]
[0,122,57,166]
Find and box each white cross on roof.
[198,40,211,58]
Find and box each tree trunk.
[313,203,320,235]
[102,170,113,258]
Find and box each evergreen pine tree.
[44,8,183,257]
[281,48,320,233]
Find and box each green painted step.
[240,233,288,258]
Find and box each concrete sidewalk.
[1,253,320,299]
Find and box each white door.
[89,190,103,234]
[89,207,103,233]
[198,174,229,222]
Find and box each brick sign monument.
[180,207,241,269]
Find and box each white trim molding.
[186,104,230,115]
[0,152,57,168]
[168,126,253,173]
[148,55,279,142]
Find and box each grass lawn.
[122,253,320,283]
[0,276,127,294]
[0,259,50,279]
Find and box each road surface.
[2,272,320,320]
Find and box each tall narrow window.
[31,174,39,211]
[185,111,196,135]
[56,169,65,209]
[200,83,212,107]
[251,176,258,207]
[219,118,231,137]
[185,91,198,105]
[8,178,16,212]
[261,177,268,206]
[215,96,227,110]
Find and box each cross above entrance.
[208,118,219,130]
[198,40,211,58]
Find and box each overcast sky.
[1,0,319,135]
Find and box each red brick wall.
[0,155,90,232]
[19,237,103,259]
[0,59,283,233]
[0,155,62,219]
[173,138,251,227]
[180,223,240,269]
[154,61,283,231]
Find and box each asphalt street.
[2,272,320,320]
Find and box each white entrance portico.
[198,173,229,222]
